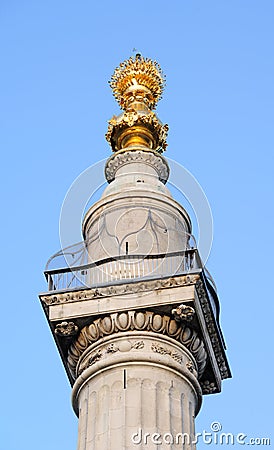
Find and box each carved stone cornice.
[195,279,230,380]
[104,149,169,184]
[40,273,200,307]
[67,310,207,380]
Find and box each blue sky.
[1,1,274,448]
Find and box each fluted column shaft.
[72,331,203,450]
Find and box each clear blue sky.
[1,1,273,449]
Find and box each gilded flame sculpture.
[109,54,165,110]
[106,54,169,153]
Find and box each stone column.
[70,311,206,450]
[40,54,231,450]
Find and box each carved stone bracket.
[55,321,78,337]
[68,310,207,379]
[172,304,195,322]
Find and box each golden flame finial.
[106,55,168,153]
[109,54,166,110]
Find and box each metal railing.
[44,248,220,323]
[44,249,207,292]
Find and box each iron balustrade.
[44,248,216,292]
[43,248,221,327]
